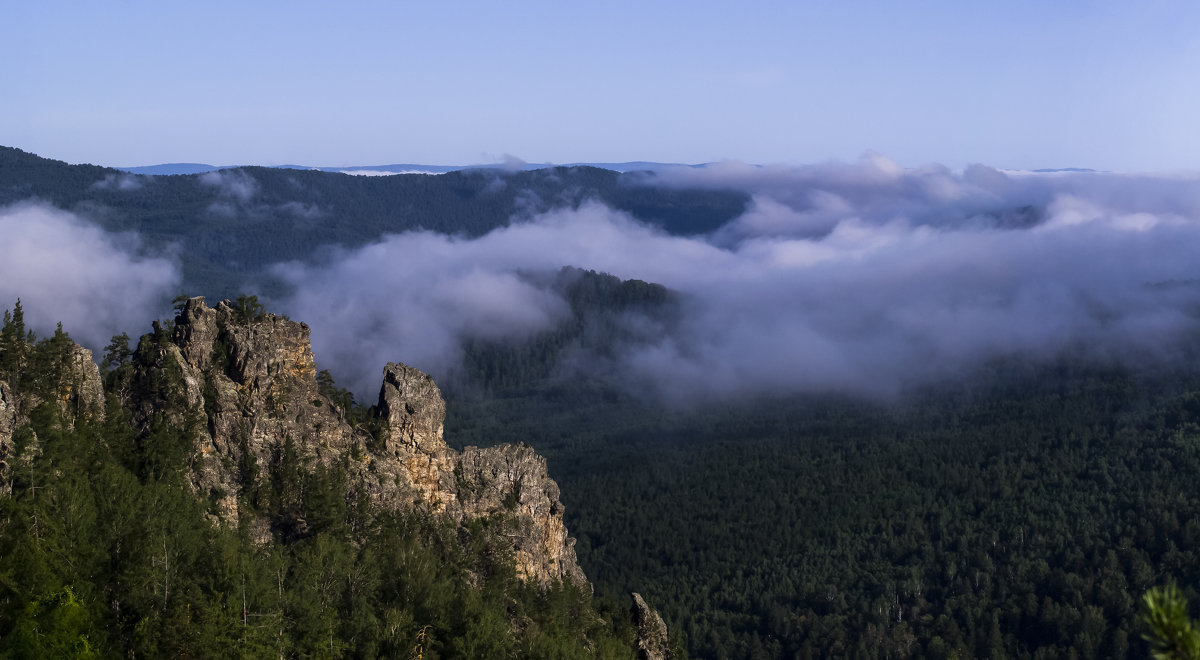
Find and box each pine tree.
[0,298,29,382]
[1142,584,1200,660]
[101,333,132,373]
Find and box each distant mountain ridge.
[118,160,703,176]
[116,162,233,175]
[0,145,748,299]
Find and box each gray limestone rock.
[632,592,670,660]
[62,343,105,425]
[378,362,447,455]
[0,379,15,495]
[144,296,355,531]
[122,296,589,587]
[457,443,588,587]
[173,296,220,372]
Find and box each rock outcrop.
[127,298,353,534]
[374,362,586,585]
[632,592,671,660]
[457,442,586,586]
[0,379,16,495]
[0,341,104,494]
[126,297,586,586]
[58,343,106,425]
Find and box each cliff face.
[128,299,354,537]
[60,343,106,424]
[126,297,585,587]
[633,592,671,660]
[375,362,586,585]
[0,341,105,495]
[0,379,15,495]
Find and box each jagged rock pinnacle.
[632,593,670,660]
[378,362,446,455]
[124,296,588,586]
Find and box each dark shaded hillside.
[0,146,747,298]
[444,267,679,398]
[446,326,1200,658]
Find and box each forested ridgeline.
[447,332,1200,658]
[0,146,747,298]
[8,137,1200,658]
[442,266,679,398]
[0,300,661,658]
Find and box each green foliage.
[1143,584,1200,659]
[7,586,104,658]
[235,424,263,511]
[229,294,266,324]
[101,332,131,373]
[317,368,357,418]
[27,322,74,402]
[0,298,29,384]
[448,356,1200,658]
[210,336,230,373]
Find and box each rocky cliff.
[0,379,16,495]
[633,592,671,660]
[0,296,679,653]
[0,340,105,495]
[124,297,586,587]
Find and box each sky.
[5,1,1200,171]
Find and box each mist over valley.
[5,146,1200,658]
[11,2,1200,655]
[4,147,1200,403]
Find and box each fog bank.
[275,157,1200,401]
[0,203,180,351]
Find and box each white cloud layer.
[0,203,180,351]
[274,158,1200,402]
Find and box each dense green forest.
[6,272,1191,658]
[0,302,650,658]
[0,146,747,298]
[440,271,1200,658]
[6,146,1200,657]
[450,358,1200,658]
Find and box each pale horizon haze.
[4,1,1200,172]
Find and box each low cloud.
[273,157,1200,403]
[199,169,258,203]
[271,235,572,395]
[91,173,144,191]
[500,154,528,172]
[0,203,180,351]
[278,201,323,221]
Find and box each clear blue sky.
[4,1,1199,171]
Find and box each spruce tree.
[0,299,29,383]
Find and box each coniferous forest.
[0,300,648,658]
[4,147,1200,658]
[443,275,1200,659]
